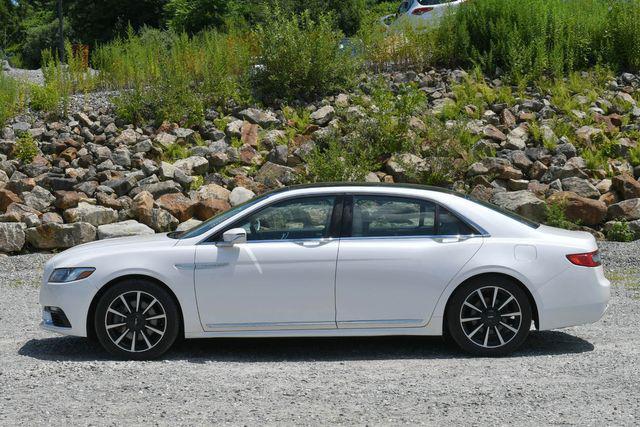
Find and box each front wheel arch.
[86,274,184,342]
[442,272,539,337]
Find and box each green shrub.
[162,143,190,162]
[15,133,39,164]
[0,73,25,125]
[253,8,359,103]
[606,221,635,242]
[95,27,252,124]
[304,136,375,183]
[545,201,578,230]
[434,0,640,82]
[28,83,61,114]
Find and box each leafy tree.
[164,0,229,33]
[66,0,167,46]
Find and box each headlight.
[48,267,95,283]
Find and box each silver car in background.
[382,0,467,28]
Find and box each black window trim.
[203,193,345,244]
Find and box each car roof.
[268,182,462,196]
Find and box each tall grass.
[93,26,254,124]
[0,73,27,125]
[359,0,640,82]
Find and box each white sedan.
[40,184,610,359]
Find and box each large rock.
[97,220,155,240]
[195,198,231,220]
[560,177,600,199]
[0,189,21,211]
[491,190,546,222]
[146,208,179,232]
[195,184,230,202]
[22,186,55,212]
[386,153,426,182]
[26,222,96,249]
[229,186,255,207]
[547,191,607,226]
[173,156,209,176]
[255,162,295,187]
[0,223,25,253]
[310,106,335,126]
[139,180,181,198]
[239,108,279,128]
[612,174,640,200]
[64,202,118,226]
[156,193,196,222]
[607,198,640,221]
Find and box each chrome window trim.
[194,189,491,245]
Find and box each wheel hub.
[126,312,146,332]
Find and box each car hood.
[47,233,178,268]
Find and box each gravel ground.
[0,243,638,426]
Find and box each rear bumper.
[537,265,610,330]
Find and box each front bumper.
[537,265,610,331]
[39,278,98,338]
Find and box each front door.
[336,195,484,328]
[195,195,340,331]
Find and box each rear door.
[335,194,484,329]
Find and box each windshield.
[169,193,272,239]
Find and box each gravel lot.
[0,243,638,426]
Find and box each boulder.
[156,193,196,222]
[173,156,209,176]
[195,198,231,220]
[229,186,255,207]
[239,108,279,128]
[491,190,546,222]
[64,202,119,226]
[482,125,507,142]
[97,220,155,240]
[560,177,600,199]
[146,208,179,232]
[255,162,296,187]
[25,222,96,249]
[133,191,154,222]
[22,186,55,212]
[547,191,607,226]
[54,190,82,209]
[310,106,335,126]
[0,189,21,211]
[0,223,25,253]
[176,218,203,232]
[612,174,640,200]
[607,198,640,221]
[139,180,181,198]
[195,184,230,202]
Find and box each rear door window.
[350,195,478,238]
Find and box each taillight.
[412,7,434,15]
[566,250,601,267]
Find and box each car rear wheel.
[94,280,180,360]
[446,276,532,356]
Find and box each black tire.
[94,279,180,360]
[446,276,532,357]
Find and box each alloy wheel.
[104,291,167,353]
[459,286,522,349]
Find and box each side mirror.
[217,228,247,247]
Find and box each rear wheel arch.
[442,272,539,336]
[86,274,184,341]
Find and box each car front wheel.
[446,276,532,356]
[94,279,180,360]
